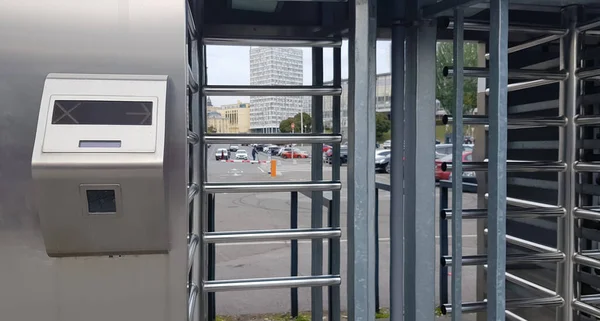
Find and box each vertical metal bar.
[190,26,201,321]
[311,47,324,321]
[439,185,449,305]
[404,0,437,319]
[557,6,578,321]
[291,191,299,318]
[347,0,377,317]
[208,194,216,321]
[198,26,209,321]
[375,187,381,313]
[328,47,342,321]
[390,0,406,317]
[487,0,508,319]
[451,7,464,321]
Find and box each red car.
[323,144,332,153]
[435,151,473,181]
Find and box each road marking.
[257,166,266,173]
[215,235,477,247]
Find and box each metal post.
[375,187,380,313]
[291,191,299,318]
[487,0,508,319]
[451,7,464,321]
[329,47,342,321]
[390,0,406,317]
[404,0,437,319]
[347,0,377,317]
[439,184,449,305]
[557,6,578,321]
[208,194,216,321]
[311,47,324,321]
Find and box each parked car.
[235,150,248,160]
[229,145,239,152]
[267,146,281,156]
[383,140,392,149]
[375,149,391,172]
[323,144,332,153]
[325,145,348,164]
[281,148,309,158]
[435,143,473,160]
[435,151,473,181]
[215,148,229,161]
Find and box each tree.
[436,41,479,115]
[208,125,217,133]
[279,112,312,133]
[376,112,391,142]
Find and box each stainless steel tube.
[204,275,342,292]
[186,1,197,40]
[203,85,342,96]
[420,0,483,18]
[577,67,600,80]
[443,66,567,81]
[449,21,566,35]
[188,234,199,274]
[574,161,600,172]
[503,270,557,297]
[575,115,600,126]
[484,34,565,60]
[581,294,600,304]
[204,133,343,144]
[574,207,600,220]
[442,161,567,172]
[187,130,199,145]
[441,252,565,267]
[203,38,343,48]
[188,283,199,321]
[574,253,600,270]
[440,296,564,315]
[485,79,558,95]
[442,115,567,127]
[573,300,600,318]
[187,65,199,93]
[203,181,342,193]
[505,311,528,321]
[491,195,560,209]
[187,183,199,203]
[203,228,342,243]
[483,229,561,253]
[577,18,600,33]
[441,207,565,220]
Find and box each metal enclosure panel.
[0,1,187,321]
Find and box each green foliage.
[279,113,312,133]
[436,41,479,115]
[376,112,391,142]
[208,125,217,133]
[375,309,390,319]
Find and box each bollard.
[270,159,277,177]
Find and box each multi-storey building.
[249,47,303,133]
[207,100,251,133]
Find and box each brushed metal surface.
[0,1,187,320]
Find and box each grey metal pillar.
[347,0,377,318]
[389,0,405,318]
[486,0,508,319]
[404,0,437,319]
[311,47,324,321]
[557,6,578,321]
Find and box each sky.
[206,40,392,106]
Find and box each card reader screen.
[86,190,117,214]
[52,100,153,125]
[79,140,122,148]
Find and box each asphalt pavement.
[207,145,479,320]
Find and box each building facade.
[249,47,303,133]
[207,100,251,133]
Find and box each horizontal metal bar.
[187,130,199,144]
[188,183,199,203]
[187,65,199,94]
[421,0,484,18]
[441,207,565,220]
[578,18,600,33]
[484,34,564,60]
[203,85,342,96]
[203,228,342,243]
[203,181,342,193]
[578,67,600,80]
[442,161,566,172]
[188,234,199,274]
[450,21,566,35]
[574,207,600,220]
[575,115,600,126]
[485,79,558,95]
[204,275,341,292]
[487,194,559,209]
[581,294,600,304]
[505,311,527,321]
[203,37,342,47]
[186,1,197,40]
[204,134,342,144]
[188,282,199,321]
[483,229,560,253]
[574,253,600,270]
[443,67,567,81]
[573,300,600,319]
[375,182,391,191]
[442,115,566,127]
[441,252,565,267]
[574,161,600,172]
[502,269,556,297]
[440,296,564,315]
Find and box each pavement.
[207,145,479,320]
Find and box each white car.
[383,140,391,149]
[215,148,229,160]
[235,150,248,160]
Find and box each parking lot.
[207,144,479,319]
